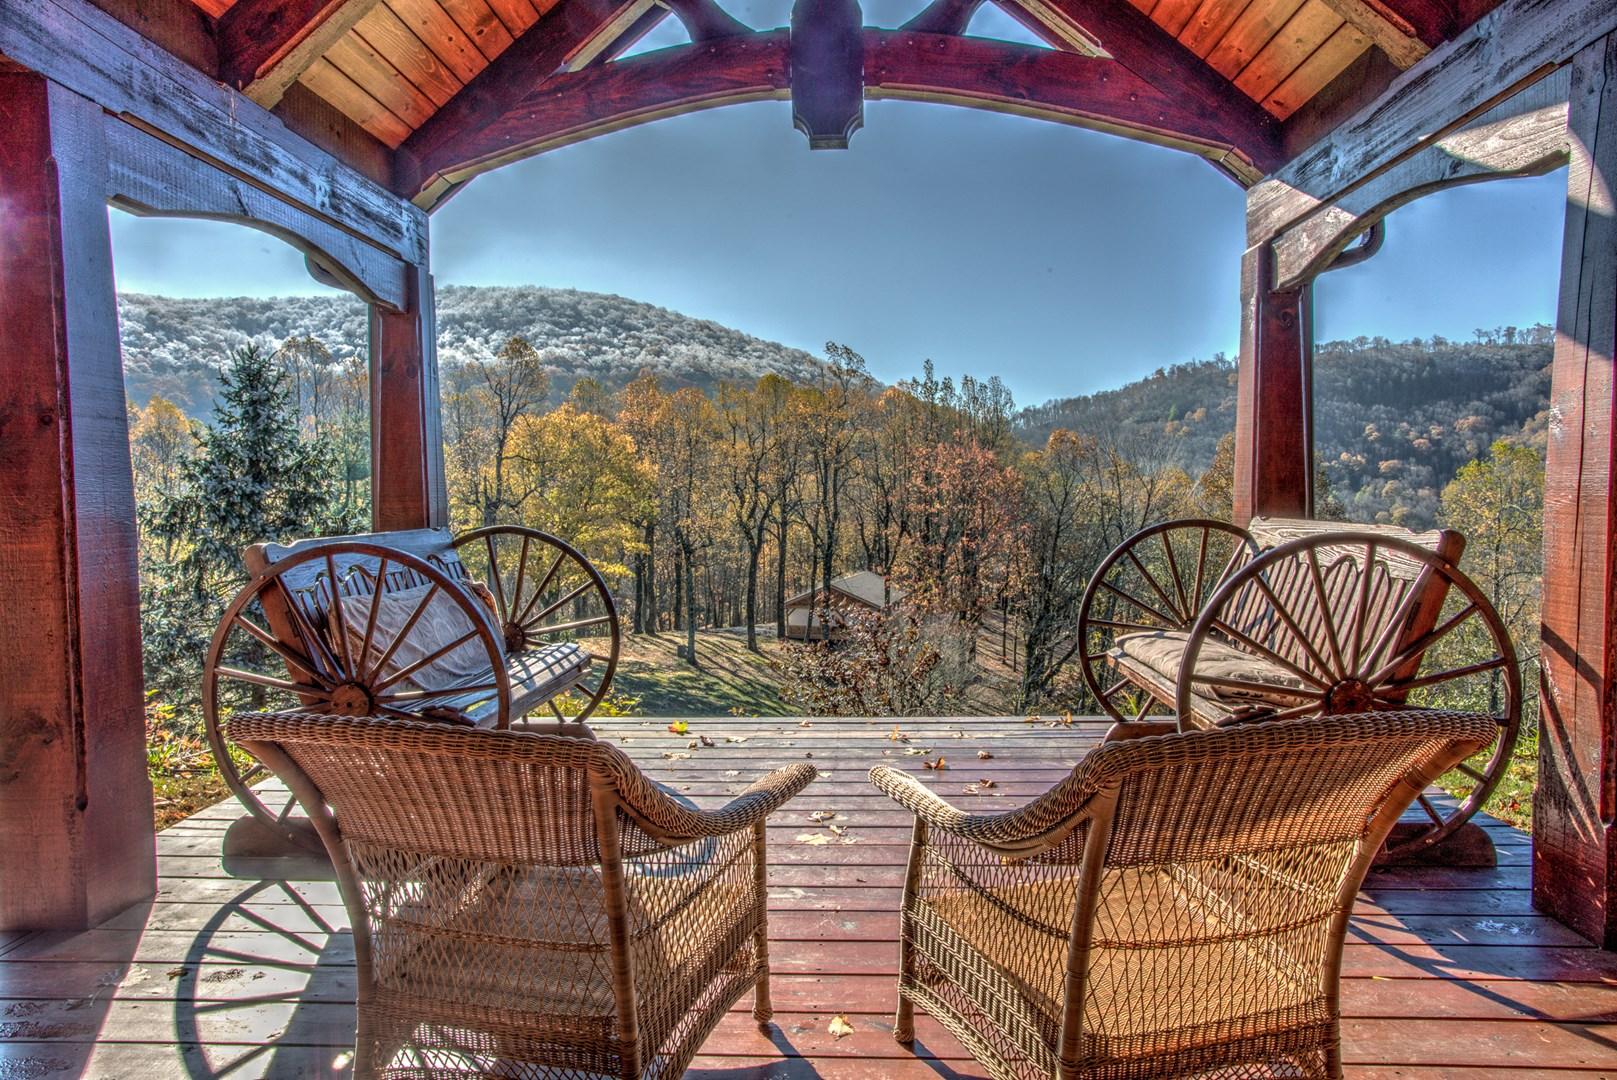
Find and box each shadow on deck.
[0,717,1613,1078]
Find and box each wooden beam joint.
[216,0,381,106]
[790,0,864,149]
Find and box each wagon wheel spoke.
[1097,580,1178,629]
[1086,617,1164,634]
[372,628,481,694]
[215,667,326,696]
[1124,549,1187,624]
[510,532,533,624]
[1455,761,1489,784]
[1207,619,1331,691]
[1247,572,1337,683]
[549,700,567,722]
[364,583,442,684]
[1390,655,1509,695]
[526,613,612,640]
[325,553,356,681]
[522,582,596,631]
[353,555,390,680]
[1355,565,1435,681]
[1189,673,1324,701]
[1190,527,1214,612]
[483,534,510,623]
[276,795,299,824]
[1347,541,1380,673]
[278,581,341,679]
[1304,548,1349,678]
[1159,531,1191,618]
[230,614,330,689]
[514,552,567,627]
[1258,702,1324,722]
[238,763,268,785]
[1361,602,1479,688]
[1415,793,1445,825]
[377,682,501,705]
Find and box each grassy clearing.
[610,631,792,716]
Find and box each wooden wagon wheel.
[203,545,507,850]
[1176,533,1521,858]
[1078,519,1254,721]
[453,525,621,723]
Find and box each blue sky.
[108,17,1567,406]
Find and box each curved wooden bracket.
[407,28,1286,202]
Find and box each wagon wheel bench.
[203,525,620,848]
[1077,516,1520,861]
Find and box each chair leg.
[893,989,915,1045]
[751,821,773,1032]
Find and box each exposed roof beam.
[217,0,381,106]
[405,29,1286,204]
[995,0,1282,135]
[1317,0,1431,68]
[663,0,752,40]
[396,0,652,203]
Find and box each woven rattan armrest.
[610,758,820,845]
[1101,719,1179,742]
[869,764,1107,856]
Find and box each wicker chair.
[869,710,1498,1080]
[227,711,817,1079]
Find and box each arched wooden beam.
[406,29,1286,204]
[1269,67,1571,290]
[105,120,411,310]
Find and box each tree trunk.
[684,544,699,667]
[775,507,790,638]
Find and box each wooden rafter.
[396,0,653,203]
[217,0,381,106]
[404,29,1287,204]
[1317,0,1432,68]
[996,0,1281,133]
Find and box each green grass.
[1440,729,1536,831]
[609,632,793,716]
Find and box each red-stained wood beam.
[1232,245,1313,523]
[0,73,155,930]
[405,30,1286,203]
[395,0,652,206]
[996,0,1281,154]
[216,0,381,106]
[1536,30,1617,950]
[371,264,449,530]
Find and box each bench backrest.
[1222,517,1465,681]
[242,529,488,684]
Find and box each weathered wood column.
[369,263,448,530]
[0,74,155,929]
[1232,244,1313,524]
[1536,32,1617,948]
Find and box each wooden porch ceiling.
[169,0,1496,202]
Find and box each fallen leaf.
[668,721,689,735]
[828,1014,855,1039]
[662,751,691,760]
[725,735,749,744]
[903,747,929,756]
[808,810,840,823]
[796,833,835,846]
[1026,715,1040,725]
[977,750,994,759]
[977,778,996,788]
[827,824,848,837]
[700,735,715,747]
[888,724,909,742]
[687,739,698,749]
[799,720,813,728]
[924,757,947,771]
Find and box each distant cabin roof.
[784,572,908,610]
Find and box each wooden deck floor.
[1,716,1614,1079]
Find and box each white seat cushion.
[1112,631,1310,705]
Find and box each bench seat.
[399,641,593,727]
[1109,630,1313,727]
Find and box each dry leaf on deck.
[796,833,835,846]
[903,747,929,756]
[799,720,813,728]
[699,735,715,747]
[977,750,994,759]
[924,757,947,770]
[725,735,749,744]
[668,721,689,735]
[808,810,840,823]
[687,739,698,750]
[977,778,995,788]
[888,725,909,742]
[827,1015,855,1039]
[827,824,849,837]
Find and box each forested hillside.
[1017,326,1554,528]
[117,285,825,416]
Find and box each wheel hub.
[329,682,375,716]
[1323,678,1380,714]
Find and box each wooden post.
[1232,243,1314,524]
[369,263,448,530]
[0,74,155,930]
[1536,32,1617,949]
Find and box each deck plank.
[1,716,1610,1077]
